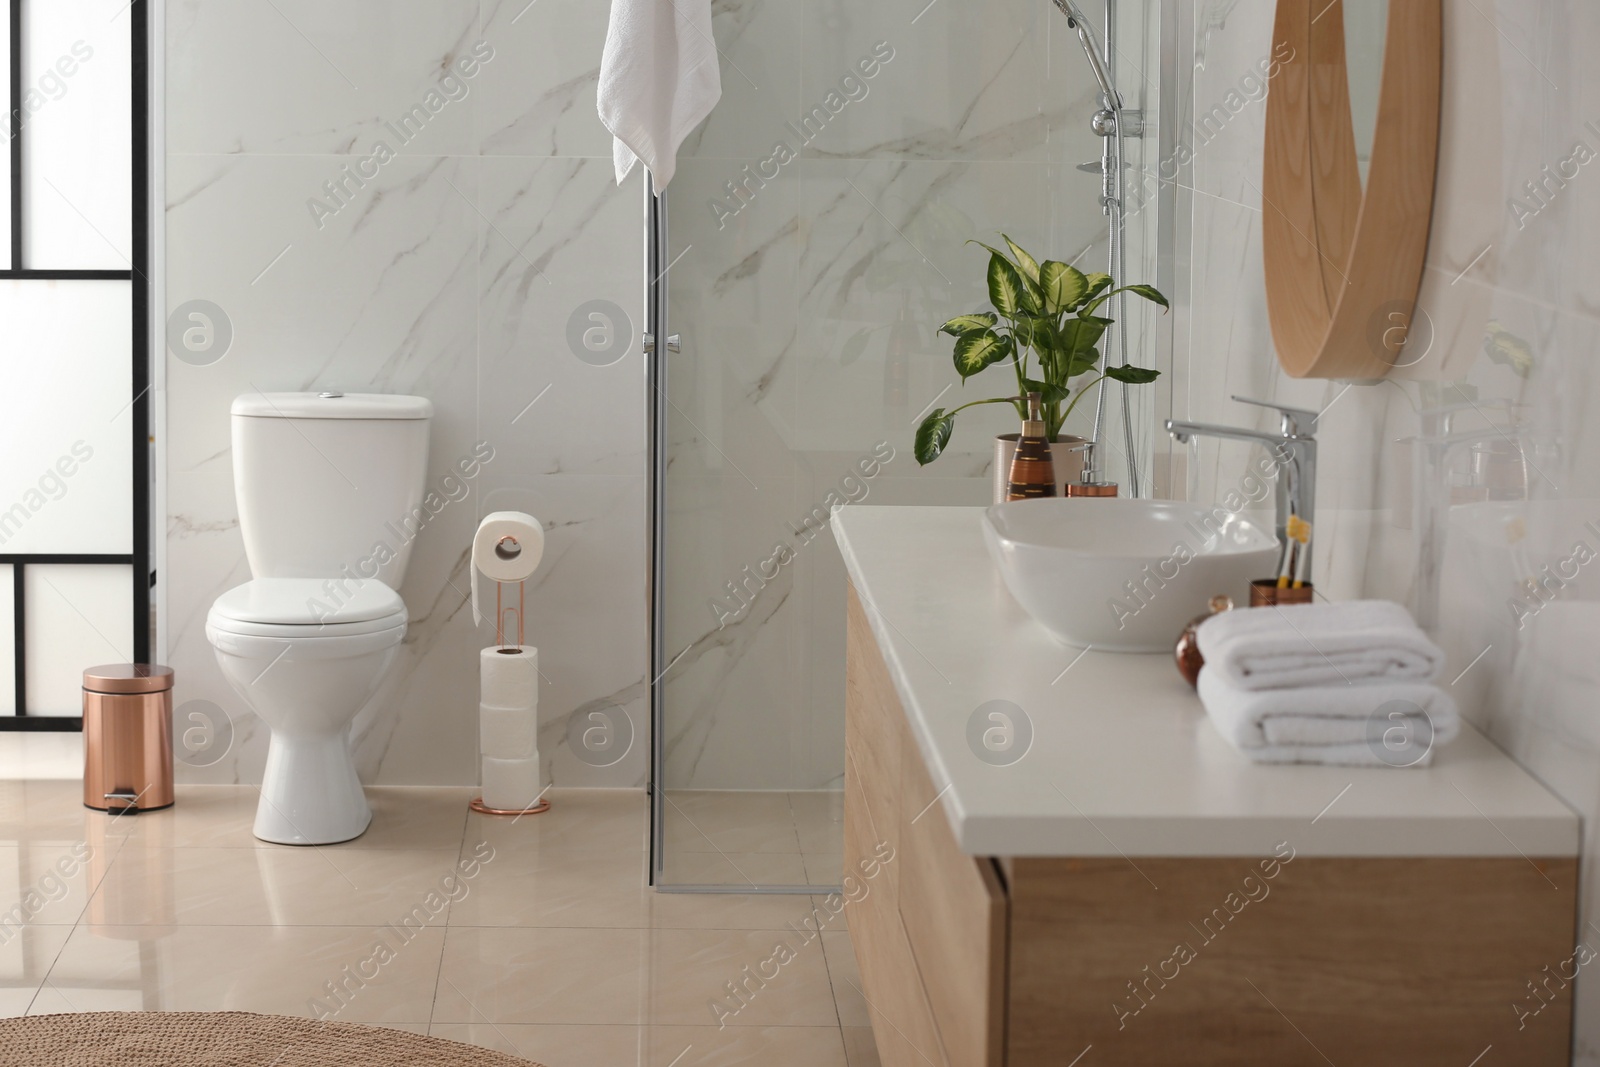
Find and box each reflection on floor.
[658,790,844,889]
[0,783,878,1067]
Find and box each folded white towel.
[1195,599,1444,690]
[597,0,723,194]
[1197,667,1460,767]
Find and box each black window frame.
[0,0,149,730]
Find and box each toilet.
[206,392,431,845]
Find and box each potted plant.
[914,235,1168,500]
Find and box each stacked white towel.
[1194,600,1459,767]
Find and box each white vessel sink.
[981,499,1279,652]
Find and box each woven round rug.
[0,1012,546,1066]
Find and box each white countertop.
[833,505,1578,858]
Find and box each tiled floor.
[0,782,879,1066]
[658,789,844,888]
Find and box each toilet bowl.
[208,578,408,844]
[205,391,431,845]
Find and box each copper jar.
[82,664,175,813]
[1248,580,1315,607]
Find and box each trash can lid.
[82,664,175,694]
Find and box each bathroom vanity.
[834,506,1579,1067]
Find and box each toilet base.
[254,732,371,845]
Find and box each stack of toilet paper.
[480,645,540,809]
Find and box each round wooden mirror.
[1263,0,1442,379]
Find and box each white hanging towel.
[597,0,722,195]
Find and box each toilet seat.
[207,578,408,638]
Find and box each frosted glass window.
[24,564,131,714]
[0,565,12,715]
[0,280,131,554]
[21,0,132,269]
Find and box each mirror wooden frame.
[1263,0,1442,379]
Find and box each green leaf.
[1039,261,1089,315]
[986,253,1039,316]
[1001,235,1040,284]
[1123,284,1170,309]
[1081,272,1113,304]
[1104,364,1162,384]
[940,313,998,337]
[1058,317,1109,378]
[915,409,955,465]
[1011,314,1053,350]
[953,330,1010,379]
[1082,282,1171,318]
[1022,379,1071,405]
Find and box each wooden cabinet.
[843,582,952,1067]
[845,582,1578,1067]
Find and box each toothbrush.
[1275,514,1298,588]
[1278,514,1309,589]
[1291,517,1313,589]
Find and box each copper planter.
[82,664,175,813]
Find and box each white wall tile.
[165,6,645,788]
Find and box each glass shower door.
[651,0,1162,890]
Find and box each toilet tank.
[231,392,432,587]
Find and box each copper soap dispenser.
[1005,392,1058,501]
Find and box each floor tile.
[0,781,139,846]
[86,846,467,926]
[449,848,648,929]
[0,783,877,1056]
[0,840,119,927]
[435,926,647,1025]
[643,884,822,932]
[789,791,844,855]
[434,1023,849,1066]
[34,924,445,1023]
[820,931,869,1028]
[841,1025,883,1067]
[466,788,645,857]
[802,852,843,886]
[643,927,839,1028]
[428,1023,640,1065]
[656,850,810,889]
[662,791,801,854]
[0,925,72,1018]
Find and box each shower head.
[1049,0,1123,111]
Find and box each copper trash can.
[82,664,175,814]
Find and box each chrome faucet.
[1165,396,1319,565]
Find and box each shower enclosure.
[647,0,1175,890]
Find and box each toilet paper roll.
[471,511,545,626]
[480,646,538,708]
[481,703,538,760]
[482,755,541,811]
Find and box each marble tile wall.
[1172,0,1600,1055]
[656,0,1162,791]
[163,0,647,787]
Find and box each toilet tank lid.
[212,578,406,626]
[231,392,433,420]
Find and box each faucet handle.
[1231,395,1319,436]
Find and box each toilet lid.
[209,578,407,635]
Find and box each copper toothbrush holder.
[1249,579,1315,607]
